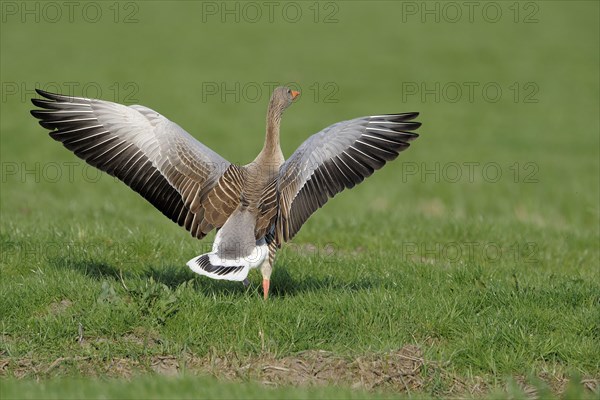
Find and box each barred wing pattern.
[276,113,421,242]
[30,89,238,239]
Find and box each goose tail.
[186,253,251,281]
[187,209,269,281]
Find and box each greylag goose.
[30,87,421,299]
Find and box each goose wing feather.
[31,90,240,239]
[276,113,421,242]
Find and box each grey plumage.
[31,90,229,239]
[275,114,420,241]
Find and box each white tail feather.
[187,239,268,282]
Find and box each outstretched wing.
[276,113,421,242]
[31,89,242,239]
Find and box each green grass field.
[1,1,598,399]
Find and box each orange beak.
[291,90,300,100]
[262,279,270,300]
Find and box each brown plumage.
[30,86,421,299]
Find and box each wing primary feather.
[30,90,235,239]
[276,112,421,242]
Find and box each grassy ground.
[1,1,598,399]
[1,374,596,400]
[1,375,404,400]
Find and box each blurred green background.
[1,1,598,398]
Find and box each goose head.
[269,86,300,116]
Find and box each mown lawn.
[1,1,598,399]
